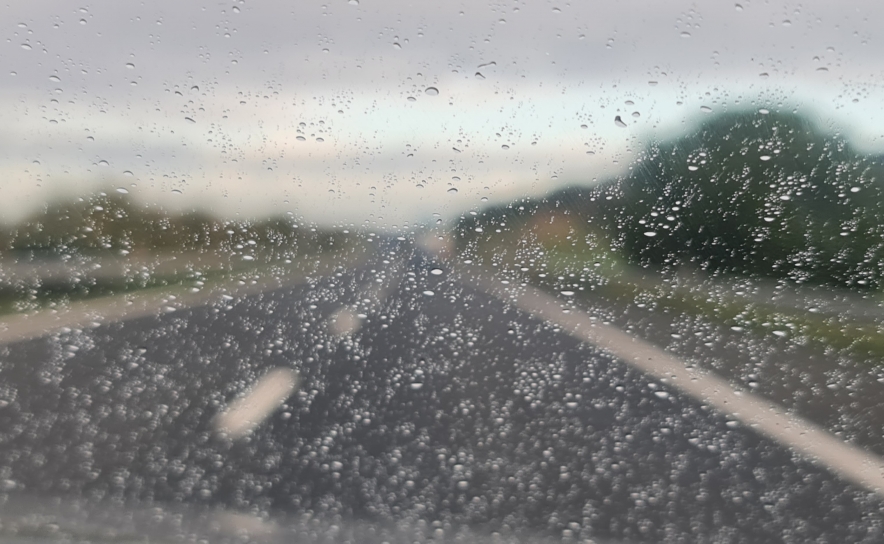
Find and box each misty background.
[1,0,882,229]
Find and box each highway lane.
[0,241,883,543]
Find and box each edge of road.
[0,248,369,346]
[452,262,884,498]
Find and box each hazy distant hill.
[0,193,346,260]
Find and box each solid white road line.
[468,271,884,498]
[0,252,364,346]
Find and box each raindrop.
[781,19,791,27]
[79,18,87,25]
[632,111,640,118]
[422,290,435,297]
[393,42,401,49]
[700,106,713,113]
[116,187,129,194]
[316,137,324,142]
[501,144,509,150]
[21,43,32,50]
[425,87,439,96]
[410,383,424,390]
[171,189,183,195]
[185,117,195,123]
[430,268,444,275]
[191,85,199,92]
[123,170,133,177]
[475,72,485,80]
[125,62,135,69]
[735,3,743,11]
[232,5,241,13]
[759,108,770,114]
[760,155,771,161]
[98,160,109,166]
[680,31,691,38]
[614,116,627,128]
[643,231,657,237]
[688,165,699,171]
[560,290,575,296]
[48,75,61,82]
[296,135,306,141]
[447,187,458,194]
[648,81,658,86]
[407,96,416,102]
[654,391,670,399]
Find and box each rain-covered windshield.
[2,1,884,543]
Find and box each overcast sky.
[1,0,882,229]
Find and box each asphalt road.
[1,240,883,543]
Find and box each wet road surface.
[1,240,883,543]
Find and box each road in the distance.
[0,240,882,544]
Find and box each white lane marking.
[0,250,367,346]
[214,368,299,439]
[328,307,363,336]
[468,272,884,497]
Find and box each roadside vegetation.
[456,109,884,362]
[0,194,357,315]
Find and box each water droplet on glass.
[688,165,699,171]
[447,187,458,194]
[48,75,61,82]
[123,170,133,177]
[501,144,509,150]
[232,5,241,13]
[21,43,32,50]
[125,62,135,70]
[654,391,670,399]
[648,81,658,86]
[614,116,627,128]
[407,96,416,102]
[171,189,183,195]
[430,268,444,275]
[632,111,640,118]
[422,290,435,297]
[680,31,691,38]
[296,135,306,141]
[79,18,87,25]
[185,117,195,123]
[700,106,712,113]
[759,108,770,114]
[316,137,324,142]
[116,187,129,194]
[98,160,109,166]
[425,87,439,96]
[560,290,575,296]
[781,19,791,27]
[735,3,743,11]
[643,231,657,237]
[474,72,485,80]
[760,155,771,161]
